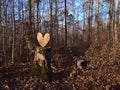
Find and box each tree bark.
[88,0,91,45]
[31,47,52,81]
[0,0,2,31]
[12,0,15,63]
[64,0,67,49]
[49,0,53,47]
[107,0,114,41]
[36,1,40,32]
[18,0,22,60]
[29,0,32,28]
[54,0,59,46]
[114,0,119,43]
[95,0,99,44]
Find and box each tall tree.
[29,0,32,27]
[90,0,94,28]
[36,0,41,31]
[87,0,91,45]
[82,3,86,31]
[95,0,99,44]
[18,0,22,60]
[28,0,35,32]
[12,0,15,63]
[54,0,59,46]
[2,1,7,63]
[107,0,114,41]
[0,0,1,32]
[49,0,53,47]
[64,0,67,49]
[4,0,8,63]
[0,0,1,37]
[114,0,119,43]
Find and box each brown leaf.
[2,84,9,90]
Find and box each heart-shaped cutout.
[37,32,50,47]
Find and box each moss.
[40,66,48,80]
[30,63,50,80]
[30,47,52,81]
[29,63,40,77]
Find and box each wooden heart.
[37,32,50,47]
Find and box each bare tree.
[95,0,99,44]
[0,0,1,32]
[107,0,114,41]
[64,0,67,49]
[12,0,15,63]
[49,0,53,46]
[114,0,119,43]
[18,0,23,60]
[54,0,59,46]
[36,0,41,31]
[87,0,91,45]
[2,12,5,63]
[29,0,32,28]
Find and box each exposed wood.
[31,47,52,81]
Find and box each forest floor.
[0,43,120,90]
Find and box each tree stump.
[30,47,52,81]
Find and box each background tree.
[114,0,119,43]
[95,0,99,44]
[49,0,53,47]
[36,0,41,31]
[64,0,67,49]
[107,0,114,41]
[54,0,59,46]
[12,0,15,63]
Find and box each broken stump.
[30,47,52,81]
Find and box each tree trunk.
[20,0,24,60]
[30,47,52,81]
[114,0,119,43]
[88,0,91,45]
[0,0,2,31]
[29,0,32,28]
[12,0,15,63]
[37,1,40,32]
[107,0,113,41]
[83,4,85,30]
[90,0,93,42]
[2,27,6,64]
[49,0,53,47]
[54,0,59,46]
[95,0,99,44]
[18,0,22,60]
[64,0,67,49]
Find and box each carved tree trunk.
[30,47,52,81]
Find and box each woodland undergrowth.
[0,42,120,90]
